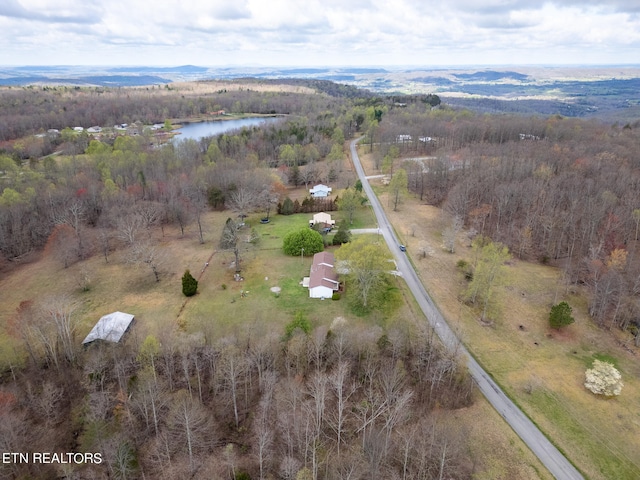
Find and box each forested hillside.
[0,83,386,263]
[1,79,639,478]
[0,82,367,143]
[374,104,640,343]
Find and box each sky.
[1,0,640,67]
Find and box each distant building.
[73,126,84,132]
[309,184,332,198]
[519,133,540,140]
[82,311,135,346]
[396,134,412,143]
[87,126,102,133]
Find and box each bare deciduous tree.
[166,390,214,472]
[218,342,247,428]
[227,184,258,220]
[127,239,166,282]
[184,185,208,244]
[442,215,463,253]
[328,361,356,457]
[26,295,80,369]
[219,217,242,273]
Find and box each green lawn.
[180,213,358,340]
[243,204,377,250]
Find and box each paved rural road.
[349,137,584,480]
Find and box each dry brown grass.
[0,214,226,355]
[358,145,640,479]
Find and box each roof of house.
[309,251,339,290]
[82,311,135,345]
[310,184,332,193]
[311,212,336,225]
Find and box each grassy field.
[0,199,377,358]
[358,146,640,480]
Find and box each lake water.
[172,117,281,142]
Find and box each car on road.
[399,244,406,252]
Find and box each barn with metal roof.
[82,311,135,345]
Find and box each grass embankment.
[358,146,640,480]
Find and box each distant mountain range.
[1,64,639,121]
[0,65,390,87]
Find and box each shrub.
[584,360,623,396]
[331,292,341,300]
[284,311,311,339]
[332,227,351,245]
[283,228,324,256]
[181,270,198,297]
[377,334,391,351]
[456,259,473,281]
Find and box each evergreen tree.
[182,269,198,297]
[332,220,351,245]
[549,301,575,329]
[281,196,295,215]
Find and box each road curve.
[349,137,584,480]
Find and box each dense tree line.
[235,78,381,100]
[1,306,473,479]
[374,104,640,342]
[0,83,381,265]
[0,82,356,143]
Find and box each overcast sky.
[1,0,639,67]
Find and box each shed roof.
[82,311,135,345]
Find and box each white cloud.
[0,0,638,66]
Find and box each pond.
[172,116,281,142]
